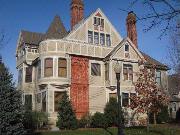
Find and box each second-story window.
[58,58,67,78]
[88,31,93,43]
[94,32,99,44]
[156,70,161,85]
[106,34,111,46]
[44,58,53,77]
[18,69,23,84]
[91,63,101,76]
[25,66,32,83]
[123,64,133,81]
[100,33,105,45]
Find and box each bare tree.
[123,0,180,38]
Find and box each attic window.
[125,44,129,52]
[94,17,104,28]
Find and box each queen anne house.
[16,0,169,125]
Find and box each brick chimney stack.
[126,11,138,48]
[71,0,84,30]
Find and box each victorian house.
[16,0,169,125]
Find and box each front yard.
[34,124,180,135]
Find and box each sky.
[0,0,171,83]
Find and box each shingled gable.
[19,15,68,46]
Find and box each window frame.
[88,30,93,44]
[91,63,101,76]
[44,58,53,77]
[100,33,105,45]
[155,70,161,85]
[25,66,32,83]
[106,34,111,46]
[123,64,133,81]
[58,58,67,78]
[94,32,99,45]
[122,93,129,107]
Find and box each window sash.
[123,64,133,81]
[106,34,111,46]
[91,63,101,76]
[88,31,93,43]
[54,92,65,112]
[125,44,129,52]
[94,32,99,44]
[44,58,53,77]
[100,33,105,45]
[122,93,129,107]
[25,67,32,82]
[58,58,67,77]
[105,63,109,80]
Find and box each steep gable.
[45,15,68,39]
[66,8,122,47]
[104,37,144,61]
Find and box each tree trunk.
[153,113,157,125]
[147,111,150,132]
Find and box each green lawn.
[35,125,180,135]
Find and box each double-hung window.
[122,93,129,107]
[44,58,53,77]
[100,33,105,45]
[25,66,32,83]
[106,34,111,46]
[88,31,93,43]
[91,63,101,76]
[156,70,161,85]
[58,58,67,78]
[94,32,99,44]
[123,64,133,81]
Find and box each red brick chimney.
[126,11,138,48]
[71,0,84,30]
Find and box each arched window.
[58,58,67,77]
[44,58,53,77]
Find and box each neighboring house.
[16,0,169,125]
[168,74,180,119]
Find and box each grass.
[33,124,180,135]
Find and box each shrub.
[78,113,91,128]
[91,112,108,129]
[23,111,48,131]
[56,92,78,130]
[104,97,124,127]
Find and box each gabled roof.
[104,37,144,61]
[45,15,68,39]
[141,52,169,70]
[66,8,122,41]
[19,15,68,47]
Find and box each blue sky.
[0,0,170,82]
